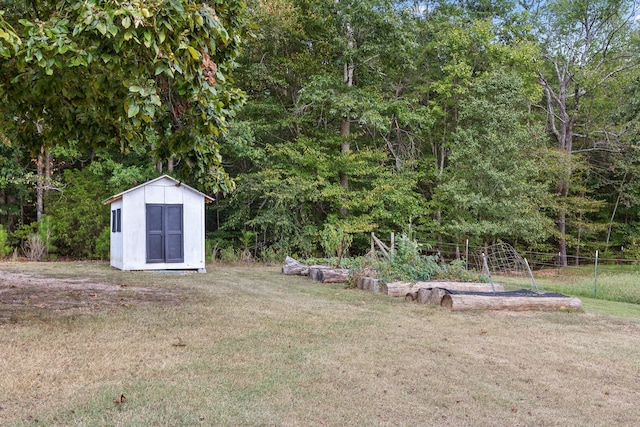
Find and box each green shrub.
[259,246,285,265]
[205,238,222,262]
[93,226,111,259]
[373,234,442,283]
[0,225,11,257]
[46,168,110,258]
[434,259,485,282]
[320,223,353,267]
[220,247,240,263]
[11,217,56,260]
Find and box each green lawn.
[1,261,640,426]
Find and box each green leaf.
[121,16,131,29]
[126,99,139,118]
[149,94,162,106]
[143,31,152,48]
[187,46,200,60]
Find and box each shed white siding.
[109,199,124,268]
[104,175,211,272]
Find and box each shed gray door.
[146,204,184,263]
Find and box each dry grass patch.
[1,261,639,426]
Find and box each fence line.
[369,234,640,303]
[414,241,638,269]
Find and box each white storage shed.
[102,175,213,272]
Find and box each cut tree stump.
[441,292,582,311]
[355,276,374,289]
[282,256,309,276]
[361,277,379,292]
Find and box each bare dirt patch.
[0,271,182,322]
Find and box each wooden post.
[593,250,599,298]
[390,232,395,259]
[371,232,375,254]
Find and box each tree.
[435,69,554,247]
[534,0,640,265]
[415,1,542,244]
[216,0,430,254]
[1,0,247,204]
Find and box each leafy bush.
[93,226,111,259]
[434,259,485,282]
[205,238,223,262]
[46,168,110,258]
[259,246,285,265]
[373,234,442,283]
[220,247,240,263]
[320,223,353,267]
[0,224,12,257]
[12,216,56,260]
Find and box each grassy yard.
[2,261,640,426]
[495,264,640,305]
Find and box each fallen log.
[441,293,582,311]
[414,282,504,293]
[417,287,448,305]
[308,265,333,281]
[405,291,418,302]
[317,268,350,284]
[415,283,506,305]
[381,282,414,297]
[282,256,309,275]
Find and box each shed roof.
[102,175,214,205]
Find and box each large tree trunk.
[339,21,354,216]
[35,146,52,222]
[539,66,575,267]
[36,151,44,222]
[36,146,54,222]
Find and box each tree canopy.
[2,0,640,263]
[1,0,247,192]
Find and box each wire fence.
[373,234,640,304]
[417,240,639,271]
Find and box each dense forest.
[1,0,640,265]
